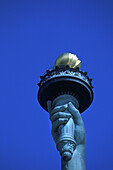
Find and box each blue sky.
[0,0,113,169]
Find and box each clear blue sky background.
[0,0,113,170]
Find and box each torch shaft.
[51,95,79,161]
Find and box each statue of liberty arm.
[47,101,86,170]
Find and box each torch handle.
[56,108,76,161]
[47,94,79,161]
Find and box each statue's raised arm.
[47,99,86,170]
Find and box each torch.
[37,53,93,162]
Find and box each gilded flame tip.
[54,53,81,69]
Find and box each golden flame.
[54,53,81,69]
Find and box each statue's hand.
[68,102,85,145]
[48,102,85,146]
